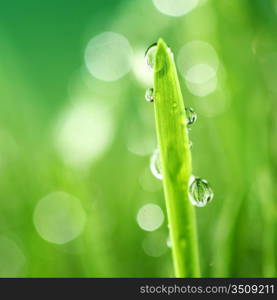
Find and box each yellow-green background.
[0,0,276,277]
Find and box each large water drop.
[145,88,155,102]
[185,107,197,127]
[145,43,158,70]
[189,176,213,207]
[150,149,163,180]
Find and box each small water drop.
[189,140,193,149]
[150,149,163,180]
[189,176,213,207]
[145,43,157,70]
[185,107,197,127]
[145,88,155,102]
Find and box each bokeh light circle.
[33,191,87,244]
[85,32,133,81]
[178,40,219,97]
[186,63,216,84]
[136,203,164,231]
[152,0,199,17]
[55,100,114,169]
[0,236,25,277]
[186,76,218,97]
[178,41,219,77]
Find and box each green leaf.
[153,39,200,277]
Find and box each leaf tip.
[155,38,171,73]
[157,38,168,53]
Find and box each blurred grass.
[0,0,276,277]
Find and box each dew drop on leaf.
[185,107,197,127]
[150,148,163,180]
[145,43,158,70]
[145,42,168,72]
[145,88,155,102]
[189,176,213,207]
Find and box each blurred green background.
[0,0,276,277]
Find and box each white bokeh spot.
[55,100,114,169]
[152,0,199,17]
[0,236,25,277]
[33,191,87,244]
[185,63,216,84]
[178,40,219,76]
[178,40,219,97]
[136,203,164,231]
[186,75,217,97]
[85,32,133,81]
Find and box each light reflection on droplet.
[150,149,163,180]
[85,32,133,81]
[185,107,197,127]
[132,50,153,86]
[145,88,155,102]
[136,203,164,231]
[152,0,199,17]
[33,191,87,244]
[145,43,157,70]
[189,176,214,207]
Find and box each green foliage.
[153,39,199,277]
[0,0,276,278]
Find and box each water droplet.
[145,43,157,70]
[185,107,197,127]
[189,140,193,149]
[189,176,213,207]
[145,88,155,102]
[150,149,163,180]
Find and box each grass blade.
[153,39,200,277]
